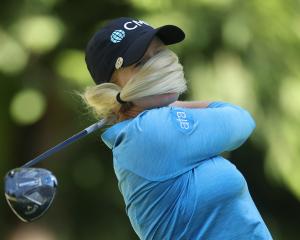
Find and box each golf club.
[4,119,106,222]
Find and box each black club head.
[4,168,58,222]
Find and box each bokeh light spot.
[55,49,91,87]
[0,29,28,74]
[10,89,46,125]
[130,0,171,11]
[190,52,256,111]
[222,17,252,50]
[191,0,235,8]
[12,15,64,54]
[279,76,300,121]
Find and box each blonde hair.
[80,48,187,124]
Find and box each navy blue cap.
[85,17,185,85]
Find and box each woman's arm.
[114,101,256,180]
[169,100,212,109]
[169,101,256,154]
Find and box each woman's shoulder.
[136,105,193,120]
[135,106,184,128]
[134,106,199,135]
[101,106,197,149]
[100,108,165,148]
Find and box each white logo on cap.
[115,57,123,69]
[110,20,149,44]
[124,20,149,30]
[110,30,125,43]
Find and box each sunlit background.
[1,0,300,239]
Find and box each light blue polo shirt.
[101,101,273,240]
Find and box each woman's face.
[111,37,165,87]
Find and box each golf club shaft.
[22,119,107,168]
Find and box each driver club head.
[4,168,58,222]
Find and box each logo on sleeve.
[171,109,195,134]
[176,111,189,129]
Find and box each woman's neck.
[117,104,145,122]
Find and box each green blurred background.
[1,0,300,239]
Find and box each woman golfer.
[83,17,273,240]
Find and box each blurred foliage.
[1,0,300,239]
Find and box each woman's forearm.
[169,100,212,109]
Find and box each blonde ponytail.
[81,48,187,124]
[80,83,122,123]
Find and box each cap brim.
[156,25,185,45]
[123,25,185,67]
